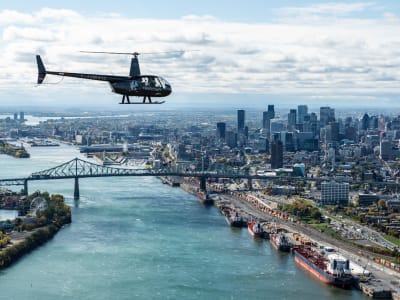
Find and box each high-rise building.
[262,111,270,129]
[321,181,349,206]
[270,140,283,169]
[380,139,393,161]
[13,112,18,120]
[320,107,335,127]
[263,105,275,137]
[288,109,297,131]
[267,105,275,118]
[216,122,226,140]
[297,105,308,124]
[361,113,370,131]
[226,131,237,148]
[237,110,245,132]
[19,111,25,122]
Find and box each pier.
[359,280,392,299]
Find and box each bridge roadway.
[0,157,398,200]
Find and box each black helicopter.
[36,51,172,104]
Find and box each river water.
[0,143,367,299]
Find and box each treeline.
[0,225,58,268]
[279,198,322,222]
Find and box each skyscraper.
[297,105,308,124]
[287,109,297,131]
[237,110,245,132]
[320,107,335,127]
[267,105,275,118]
[270,140,283,169]
[216,122,226,140]
[262,105,275,137]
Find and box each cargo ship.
[247,221,269,239]
[197,190,214,206]
[270,232,291,252]
[294,246,354,288]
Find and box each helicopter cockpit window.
[158,77,170,88]
[150,77,161,88]
[141,76,162,88]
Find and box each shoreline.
[0,224,66,270]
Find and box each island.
[0,191,71,269]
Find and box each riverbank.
[0,225,62,269]
[179,178,399,298]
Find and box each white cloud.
[0,4,400,101]
[279,2,377,17]
[0,10,35,25]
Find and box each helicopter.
[36,51,173,104]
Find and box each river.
[0,143,367,299]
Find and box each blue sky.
[3,0,400,21]
[1,1,400,109]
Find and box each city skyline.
[1,1,400,108]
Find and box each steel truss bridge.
[0,158,278,200]
[0,157,398,200]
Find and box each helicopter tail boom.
[36,55,46,84]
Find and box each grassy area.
[384,234,400,247]
[311,223,344,240]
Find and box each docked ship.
[30,139,60,147]
[197,190,214,206]
[294,246,354,288]
[247,221,269,239]
[221,207,247,227]
[270,232,291,252]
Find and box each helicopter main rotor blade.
[80,50,198,56]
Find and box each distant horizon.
[1,95,400,117]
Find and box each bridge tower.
[23,179,28,196]
[74,177,80,200]
[200,176,207,192]
[248,177,253,190]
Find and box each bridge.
[0,158,281,200]
[0,158,398,200]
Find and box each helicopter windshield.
[158,77,170,88]
[140,76,170,89]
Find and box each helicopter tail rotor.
[36,55,46,84]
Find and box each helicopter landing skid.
[120,101,165,105]
[119,95,165,104]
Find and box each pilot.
[149,77,156,88]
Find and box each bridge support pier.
[200,176,207,192]
[74,177,80,200]
[23,179,28,196]
[248,178,252,190]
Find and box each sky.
[1,1,400,110]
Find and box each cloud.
[3,26,59,42]
[0,4,400,101]
[0,10,35,25]
[279,2,377,17]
